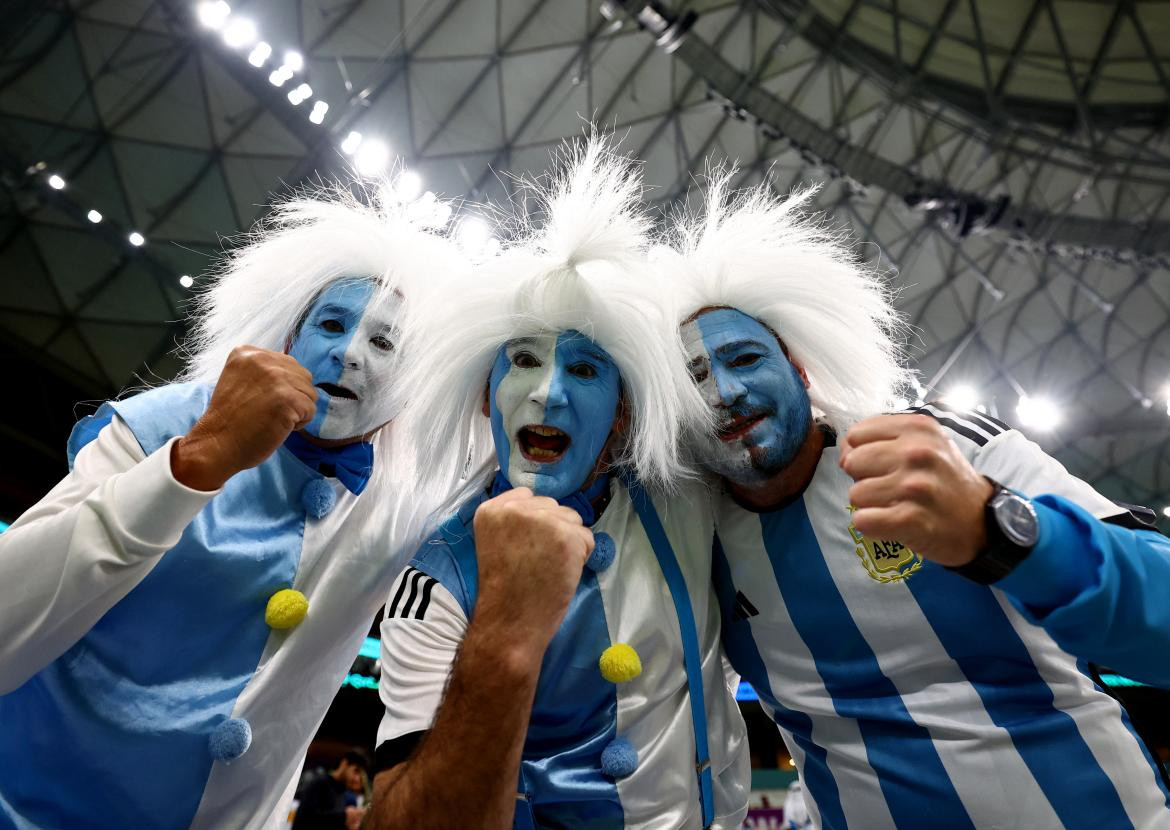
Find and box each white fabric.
[0,420,216,694]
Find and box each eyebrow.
[713,338,770,356]
[315,303,361,318]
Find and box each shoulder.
[404,491,488,617]
[899,401,1010,451]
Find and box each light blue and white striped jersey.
[713,404,1170,830]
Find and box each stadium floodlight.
[395,170,423,202]
[86,209,102,223]
[268,66,293,87]
[247,41,272,67]
[340,131,363,155]
[943,384,979,412]
[47,174,65,190]
[196,0,231,29]
[354,139,389,177]
[308,100,329,124]
[283,51,304,72]
[1163,506,1170,519]
[128,232,145,247]
[1016,395,1062,430]
[179,275,194,288]
[222,16,257,49]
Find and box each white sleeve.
[376,565,468,750]
[0,416,218,693]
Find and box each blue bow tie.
[490,470,611,527]
[284,431,374,496]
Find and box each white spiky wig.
[663,170,913,434]
[395,138,708,515]
[180,181,469,545]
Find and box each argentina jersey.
[712,404,1170,829]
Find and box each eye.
[321,319,345,334]
[371,334,394,352]
[512,351,540,369]
[568,362,598,380]
[687,359,709,384]
[729,352,762,368]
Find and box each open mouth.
[716,412,766,442]
[317,382,359,401]
[518,424,571,463]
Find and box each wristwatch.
[948,478,1039,585]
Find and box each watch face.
[995,492,1039,548]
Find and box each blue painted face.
[680,307,812,483]
[488,330,622,499]
[287,277,400,441]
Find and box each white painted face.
[287,278,403,441]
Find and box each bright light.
[456,216,492,253]
[787,758,796,768]
[196,0,231,29]
[247,41,272,67]
[395,170,423,202]
[283,51,304,72]
[308,100,329,124]
[1016,395,1062,430]
[47,174,65,190]
[1162,506,1170,519]
[128,231,145,247]
[354,138,389,176]
[179,275,194,288]
[340,131,363,155]
[268,66,293,87]
[86,209,102,223]
[943,385,979,412]
[222,16,257,49]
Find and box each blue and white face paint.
[488,330,622,499]
[681,307,812,483]
[288,277,401,441]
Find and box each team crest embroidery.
[847,505,923,583]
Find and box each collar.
[284,431,374,496]
[490,470,612,527]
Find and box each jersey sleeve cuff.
[994,495,1101,616]
[108,436,220,553]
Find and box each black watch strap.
[947,478,1036,585]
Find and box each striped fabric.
[386,566,438,620]
[713,410,1170,829]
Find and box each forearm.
[0,433,214,693]
[996,495,1170,686]
[368,618,543,830]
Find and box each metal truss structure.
[1,0,1168,517]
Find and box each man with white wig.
[368,141,749,829]
[0,186,463,828]
[667,174,1170,828]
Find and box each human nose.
[532,363,567,410]
[711,363,746,407]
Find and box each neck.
[724,421,824,511]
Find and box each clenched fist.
[839,414,994,567]
[472,487,595,659]
[171,345,317,491]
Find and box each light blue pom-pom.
[209,717,252,762]
[300,478,336,519]
[586,531,616,573]
[601,737,638,778]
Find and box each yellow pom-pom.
[265,589,308,630]
[599,643,642,683]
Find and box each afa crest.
[847,505,923,583]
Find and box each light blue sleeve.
[995,493,1170,688]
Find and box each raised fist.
[171,345,317,491]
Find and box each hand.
[345,805,366,830]
[472,487,595,660]
[839,414,994,567]
[171,345,317,491]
